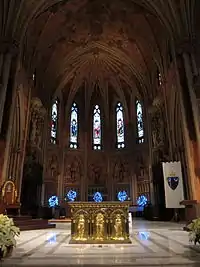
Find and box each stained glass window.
[116,102,125,148]
[70,102,78,149]
[93,105,101,150]
[136,99,144,144]
[50,99,58,144]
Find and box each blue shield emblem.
[167,176,179,190]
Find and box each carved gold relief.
[69,202,131,244]
[113,214,124,240]
[76,214,86,241]
[95,213,105,240]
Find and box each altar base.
[69,202,131,244]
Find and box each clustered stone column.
[0,40,18,133]
[176,41,200,201]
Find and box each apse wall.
[43,89,150,204]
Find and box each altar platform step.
[11,216,56,231]
[48,218,71,223]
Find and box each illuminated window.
[50,99,59,144]
[116,102,125,149]
[93,105,101,150]
[69,102,78,149]
[136,99,144,144]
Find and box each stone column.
[182,51,200,161]
[1,61,21,185]
[173,43,200,201]
[146,106,155,205]
[20,98,46,202]
[0,41,18,133]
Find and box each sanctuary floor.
[2,220,200,267]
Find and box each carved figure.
[118,163,125,182]
[89,164,101,184]
[151,112,164,148]
[65,160,81,184]
[114,214,123,240]
[96,213,104,240]
[70,163,76,183]
[94,166,101,184]
[49,155,58,178]
[76,214,86,240]
[114,162,126,182]
[30,100,45,148]
[30,113,37,144]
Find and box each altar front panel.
[69,202,131,244]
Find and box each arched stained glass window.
[93,105,101,150]
[116,102,125,149]
[70,102,78,149]
[136,99,144,144]
[50,99,59,144]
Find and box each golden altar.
[68,202,131,244]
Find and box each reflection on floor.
[2,220,200,266]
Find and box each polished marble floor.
[2,220,200,266]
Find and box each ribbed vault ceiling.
[0,0,196,105]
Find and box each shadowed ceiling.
[10,0,195,106]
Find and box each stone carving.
[30,98,46,148]
[76,214,86,241]
[95,213,105,240]
[151,111,164,148]
[64,158,81,184]
[114,214,123,240]
[89,164,102,185]
[113,161,129,183]
[48,154,59,179]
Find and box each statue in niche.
[30,108,45,148]
[34,116,44,148]
[152,112,164,148]
[90,164,101,184]
[65,160,81,184]
[70,162,77,183]
[118,163,125,182]
[48,155,59,178]
[30,111,37,144]
[65,164,71,184]
[114,162,125,182]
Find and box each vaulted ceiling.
[0,0,197,106]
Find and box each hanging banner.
[162,161,184,208]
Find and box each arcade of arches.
[0,0,200,219]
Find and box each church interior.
[1,0,200,266]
